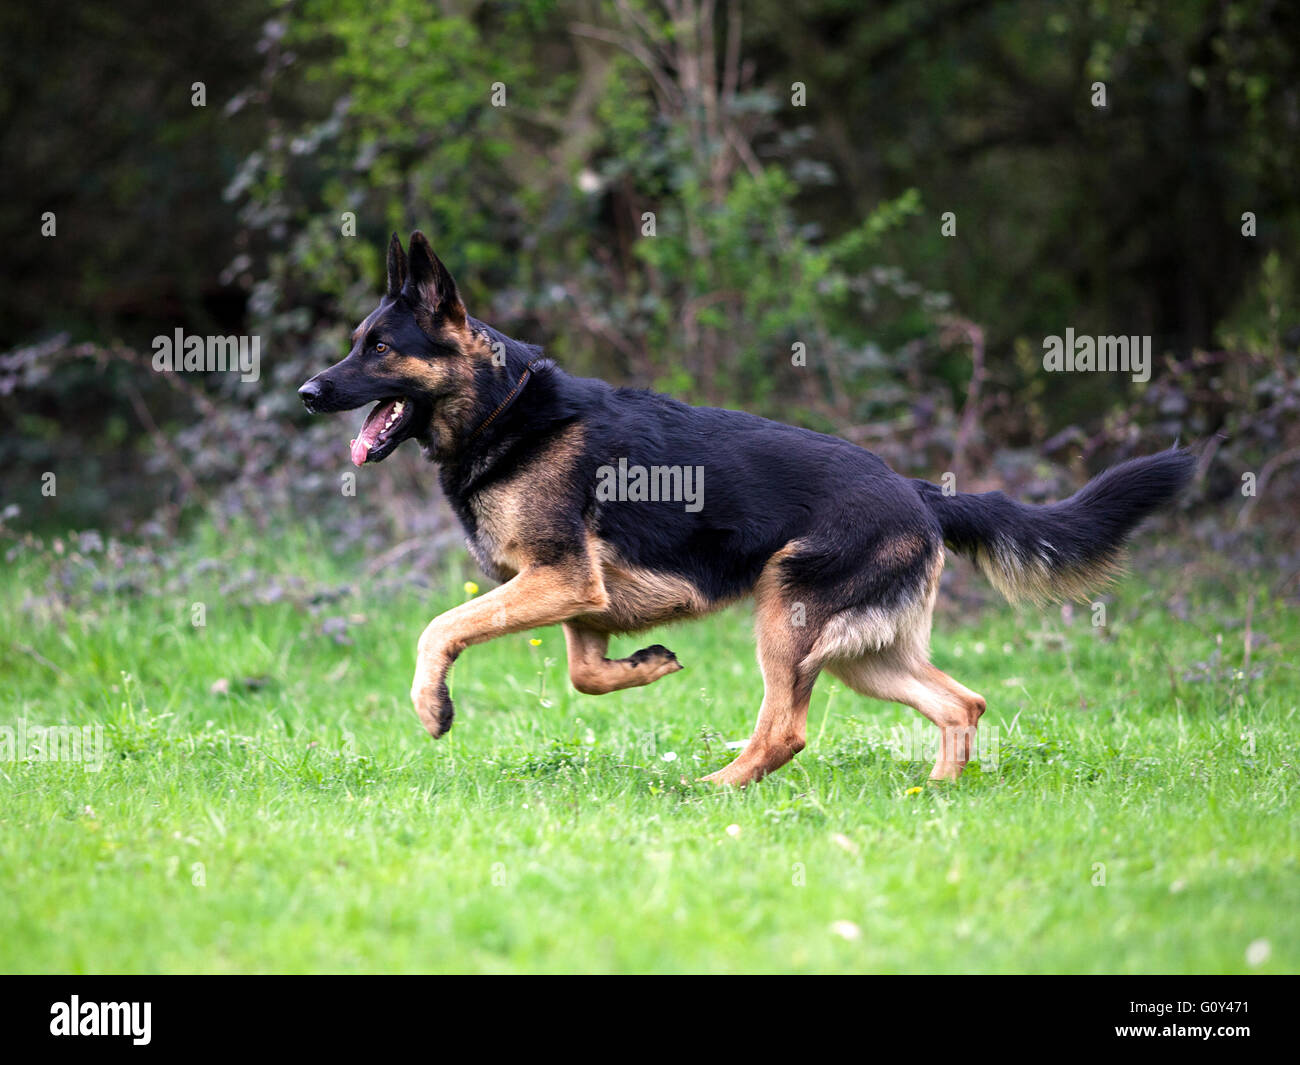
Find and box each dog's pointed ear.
[406,231,465,326]
[385,232,408,299]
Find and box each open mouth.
[349,397,416,466]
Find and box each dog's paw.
[411,678,455,739]
[699,761,760,788]
[627,644,684,679]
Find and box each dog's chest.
[463,482,531,581]
[450,422,587,583]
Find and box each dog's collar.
[466,359,543,442]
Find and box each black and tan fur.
[299,232,1195,786]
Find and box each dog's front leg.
[411,563,607,737]
[562,623,684,695]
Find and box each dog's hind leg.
[828,654,986,780]
[701,552,821,787]
[817,542,985,780]
[562,623,683,695]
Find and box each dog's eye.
[374,343,387,353]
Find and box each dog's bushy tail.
[913,449,1196,604]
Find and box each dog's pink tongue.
[345,400,384,465]
[349,399,397,466]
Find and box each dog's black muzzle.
[298,366,374,413]
[297,377,327,413]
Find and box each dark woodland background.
[2,0,1298,575]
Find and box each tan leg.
[562,623,683,695]
[830,656,986,780]
[411,564,606,737]
[702,553,819,786]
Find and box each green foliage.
[2,0,1298,537]
[632,169,928,400]
[1217,251,1294,355]
[223,0,947,424]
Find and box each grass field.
[2,524,1296,974]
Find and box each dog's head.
[299,231,498,465]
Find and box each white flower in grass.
[1246,939,1271,967]
[830,920,861,941]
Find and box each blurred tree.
[741,0,1300,360]
[1,0,1296,536]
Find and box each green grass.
[1,524,1296,973]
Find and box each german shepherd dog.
[299,232,1194,786]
